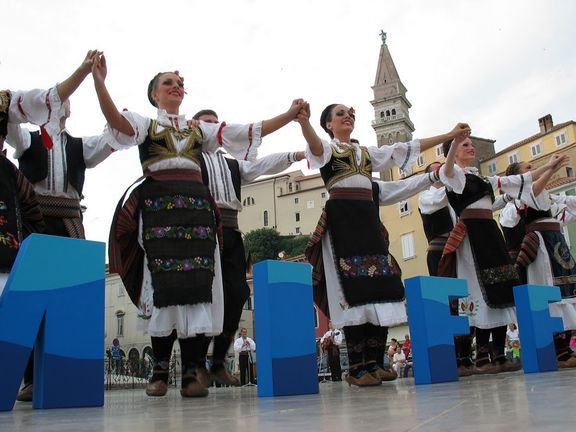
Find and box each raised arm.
[419,123,471,152]
[531,154,568,196]
[56,50,100,102]
[91,54,134,136]
[297,102,323,156]
[261,99,304,137]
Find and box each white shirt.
[320,328,343,346]
[234,336,256,353]
[7,87,62,126]
[393,352,406,364]
[506,329,520,342]
[202,150,299,211]
[6,124,113,199]
[374,171,437,205]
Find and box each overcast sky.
[2,0,575,248]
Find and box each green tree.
[279,235,309,258]
[243,228,282,263]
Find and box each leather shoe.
[473,362,501,375]
[345,371,381,387]
[558,355,576,369]
[370,366,397,381]
[16,384,33,402]
[146,380,168,397]
[212,368,240,386]
[180,377,209,398]
[196,367,211,388]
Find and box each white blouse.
[106,110,263,171]
[7,87,62,126]
[305,138,421,190]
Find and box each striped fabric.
[36,194,84,238]
[438,220,467,278]
[14,165,45,237]
[515,231,540,270]
[305,209,328,316]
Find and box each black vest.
[139,120,203,171]
[320,145,372,190]
[447,174,494,216]
[420,206,454,242]
[523,207,552,224]
[199,155,242,201]
[0,157,22,271]
[19,131,86,196]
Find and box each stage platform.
[1,368,575,431]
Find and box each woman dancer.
[440,138,565,374]
[503,159,576,368]
[92,54,303,397]
[298,102,470,386]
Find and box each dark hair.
[506,162,521,176]
[442,139,453,158]
[147,71,183,108]
[424,161,442,173]
[320,104,338,138]
[193,109,218,120]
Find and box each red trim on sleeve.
[562,209,566,223]
[16,96,27,120]
[243,124,253,161]
[44,91,52,124]
[217,122,226,146]
[497,177,501,190]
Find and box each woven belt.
[220,208,239,229]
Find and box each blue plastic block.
[0,234,105,411]
[405,276,470,385]
[253,260,318,397]
[513,284,564,373]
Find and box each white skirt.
[527,232,576,331]
[456,237,517,329]
[136,218,224,338]
[321,232,407,329]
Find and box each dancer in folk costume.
[298,101,470,386]
[194,108,305,387]
[92,53,304,397]
[439,137,565,375]
[502,158,576,368]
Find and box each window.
[116,312,125,337]
[487,162,497,175]
[400,232,415,260]
[321,192,326,199]
[243,296,253,311]
[567,167,574,177]
[530,142,542,158]
[399,200,410,216]
[295,227,301,234]
[391,108,396,116]
[294,197,299,204]
[288,183,293,192]
[242,197,255,206]
[117,284,125,297]
[380,111,384,118]
[263,210,269,227]
[555,132,568,147]
[435,145,443,158]
[295,183,300,191]
[507,153,519,164]
[416,154,425,167]
[295,212,300,222]
[307,200,315,209]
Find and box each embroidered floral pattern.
[149,257,214,273]
[0,232,19,249]
[143,195,212,212]
[479,264,518,285]
[144,226,214,241]
[458,298,477,317]
[339,254,391,278]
